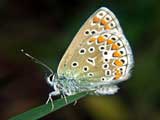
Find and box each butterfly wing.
[57,7,133,87]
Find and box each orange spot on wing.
[114,60,123,66]
[113,51,122,57]
[100,19,107,25]
[97,36,105,43]
[93,16,100,23]
[107,39,114,44]
[112,44,119,50]
[104,24,111,30]
[114,69,122,80]
[89,37,96,43]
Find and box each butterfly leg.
[61,92,68,104]
[73,100,77,106]
[46,90,60,110]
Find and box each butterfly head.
[46,73,55,86]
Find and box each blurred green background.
[0,0,160,120]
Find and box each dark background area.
[0,0,160,120]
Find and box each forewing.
[57,7,133,84]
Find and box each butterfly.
[21,7,134,109]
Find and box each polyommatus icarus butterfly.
[22,7,134,109]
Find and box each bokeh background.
[0,0,160,120]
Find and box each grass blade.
[9,92,87,120]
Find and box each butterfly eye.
[71,61,79,68]
[49,74,54,81]
[105,15,112,22]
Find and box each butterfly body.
[47,7,133,100]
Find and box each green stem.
[9,92,88,120]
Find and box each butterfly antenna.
[21,49,53,75]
